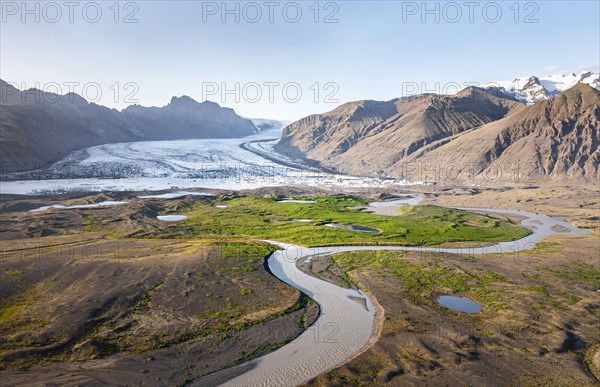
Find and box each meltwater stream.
[213,205,590,387]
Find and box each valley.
[1,180,598,385]
[2,2,600,384]
[1,67,598,387]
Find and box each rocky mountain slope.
[405,83,600,182]
[0,80,256,173]
[276,87,522,175]
[122,96,256,140]
[276,84,599,184]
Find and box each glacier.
[0,121,412,195]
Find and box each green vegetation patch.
[4,269,22,277]
[162,196,529,247]
[329,251,596,313]
[0,305,25,323]
[82,216,102,232]
[210,241,277,259]
[553,260,600,288]
[531,240,563,254]
[332,250,504,305]
[238,288,253,296]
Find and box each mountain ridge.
[0,80,256,173]
[276,83,600,184]
[276,86,523,176]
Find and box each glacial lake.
[369,195,422,207]
[437,295,481,313]
[157,215,187,221]
[325,223,380,233]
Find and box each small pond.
[278,199,316,203]
[325,223,379,233]
[369,195,421,207]
[157,215,187,221]
[437,295,481,314]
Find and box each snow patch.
[487,71,599,104]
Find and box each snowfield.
[488,71,599,104]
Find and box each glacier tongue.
[0,125,413,195]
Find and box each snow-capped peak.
[486,71,600,104]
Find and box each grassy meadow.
[149,196,530,247]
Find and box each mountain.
[403,83,600,182]
[0,80,256,173]
[275,84,599,184]
[1,80,145,173]
[487,71,599,104]
[275,87,522,175]
[122,96,256,139]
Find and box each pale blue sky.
[1,0,599,120]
